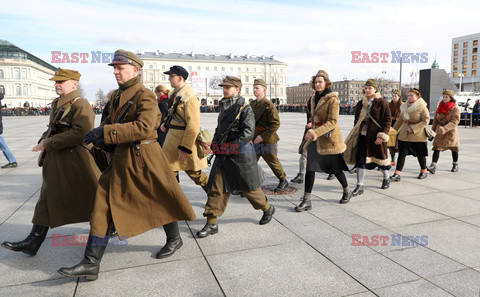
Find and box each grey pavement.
[0,113,479,296]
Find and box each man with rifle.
[196,76,275,238]
[160,65,209,193]
[250,78,288,192]
[58,51,196,281]
[2,69,101,256]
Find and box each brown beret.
[392,89,401,97]
[253,78,267,88]
[49,68,81,81]
[219,76,242,89]
[443,89,455,98]
[315,70,329,80]
[365,79,378,90]
[108,49,144,68]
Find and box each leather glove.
[84,126,104,144]
[94,138,115,153]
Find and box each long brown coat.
[250,97,280,144]
[90,79,195,239]
[393,98,430,142]
[162,85,208,171]
[33,90,100,228]
[432,106,460,152]
[305,92,346,155]
[344,93,392,166]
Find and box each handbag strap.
[363,104,382,129]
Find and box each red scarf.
[436,101,455,115]
[159,94,168,103]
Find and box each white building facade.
[451,33,480,92]
[0,40,57,108]
[137,51,288,105]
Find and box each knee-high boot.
[156,221,183,259]
[58,231,112,281]
[2,224,49,256]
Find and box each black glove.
[93,138,115,153]
[84,126,104,144]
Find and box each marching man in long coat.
[58,50,196,281]
[2,69,101,256]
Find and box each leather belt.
[168,125,186,130]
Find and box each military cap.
[443,89,455,98]
[253,78,267,88]
[315,70,330,81]
[219,76,242,89]
[392,89,401,97]
[163,65,189,80]
[108,49,144,68]
[49,68,81,81]
[365,78,378,90]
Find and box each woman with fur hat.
[427,90,460,173]
[344,79,392,196]
[295,70,351,211]
[390,88,430,181]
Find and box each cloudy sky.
[2,0,479,101]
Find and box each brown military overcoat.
[250,97,280,144]
[33,90,101,228]
[90,79,196,238]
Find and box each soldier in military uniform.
[160,65,209,192]
[250,78,288,192]
[58,50,196,281]
[2,69,101,256]
[196,76,275,238]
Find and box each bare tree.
[95,88,106,106]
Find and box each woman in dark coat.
[295,70,351,211]
[344,79,392,196]
[154,85,170,146]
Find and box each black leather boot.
[326,173,335,180]
[156,222,183,259]
[259,205,275,225]
[352,185,364,196]
[451,163,458,172]
[427,163,437,174]
[381,178,390,189]
[339,191,352,204]
[295,197,312,212]
[196,223,218,238]
[2,224,49,256]
[274,179,288,192]
[58,233,110,281]
[290,173,304,184]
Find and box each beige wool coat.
[393,98,430,142]
[162,85,208,171]
[431,106,460,152]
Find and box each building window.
[462,71,467,76]
[453,65,458,70]
[197,66,201,70]
[16,85,21,95]
[188,66,192,71]
[162,75,166,81]
[222,67,225,71]
[253,68,256,72]
[245,87,249,94]
[474,40,478,46]
[454,43,459,49]
[149,65,153,69]
[214,67,217,71]
[473,63,477,69]
[473,55,477,61]
[246,68,249,72]
[453,72,458,77]
[463,64,468,69]
[463,42,468,47]
[0,85,4,94]
[462,57,467,63]
[238,67,241,72]
[454,50,458,56]
[23,85,27,96]
[0,69,3,79]
[15,69,20,79]
[454,58,458,63]
[474,48,478,54]
[206,66,209,71]
[149,74,154,81]
[472,70,477,76]
[245,76,249,83]
[150,87,154,92]
[162,65,165,70]
[230,67,233,71]
[463,49,468,55]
